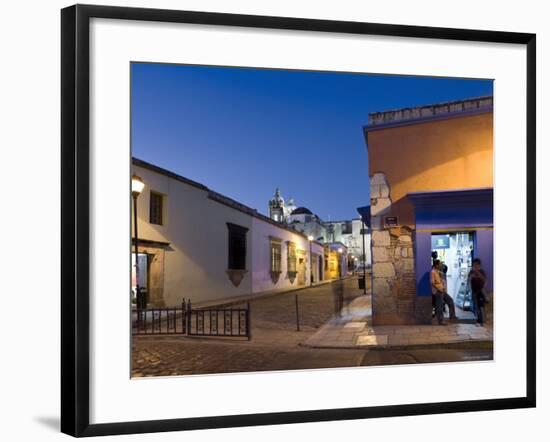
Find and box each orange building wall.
[367,112,493,226]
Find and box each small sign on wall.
[383,216,399,228]
[431,234,450,249]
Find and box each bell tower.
[268,188,285,223]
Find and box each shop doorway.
[431,232,475,320]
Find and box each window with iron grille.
[227,223,248,270]
[149,191,164,225]
[287,242,297,273]
[270,240,282,273]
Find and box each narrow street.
[132,277,366,376]
[132,277,492,377]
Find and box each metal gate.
[132,302,187,335]
[187,305,250,338]
[132,300,251,339]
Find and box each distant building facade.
[267,188,371,269]
[325,219,369,268]
[324,242,348,280]
[365,96,494,325]
[131,159,329,307]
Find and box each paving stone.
[445,334,473,342]
[388,335,409,345]
[344,322,367,330]
[429,328,453,336]
[356,335,388,346]
[371,326,397,334]
[336,334,356,341]
[134,277,493,377]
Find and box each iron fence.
[132,303,187,335]
[187,306,250,339]
[132,300,251,340]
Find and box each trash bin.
[358,277,365,290]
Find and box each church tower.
[268,188,285,223]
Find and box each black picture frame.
[61,4,536,437]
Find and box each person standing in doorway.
[469,258,487,326]
[440,263,458,322]
[430,260,446,325]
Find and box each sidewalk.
[303,294,493,350]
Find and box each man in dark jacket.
[430,260,446,325]
[469,258,487,326]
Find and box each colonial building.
[324,242,349,280]
[365,96,494,325]
[325,218,370,269]
[267,188,371,269]
[131,159,328,307]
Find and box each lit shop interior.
[431,232,476,319]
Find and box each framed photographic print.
[61,4,536,437]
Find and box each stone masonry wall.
[370,173,417,324]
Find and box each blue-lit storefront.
[408,188,493,322]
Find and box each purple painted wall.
[415,231,433,297]
[474,229,494,292]
[410,189,494,297]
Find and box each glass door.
[432,232,475,311]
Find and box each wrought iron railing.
[132,302,187,335]
[187,306,250,338]
[132,300,251,340]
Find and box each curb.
[301,339,493,351]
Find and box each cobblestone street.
[131,276,493,377]
[132,277,369,376]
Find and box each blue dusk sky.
[131,63,493,221]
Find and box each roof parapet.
[367,96,493,129]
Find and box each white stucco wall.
[351,219,372,265]
[133,163,326,306]
[327,219,371,265]
[251,217,324,293]
[133,164,253,306]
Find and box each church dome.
[291,207,313,215]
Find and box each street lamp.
[361,216,367,294]
[132,174,145,311]
[307,235,314,286]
